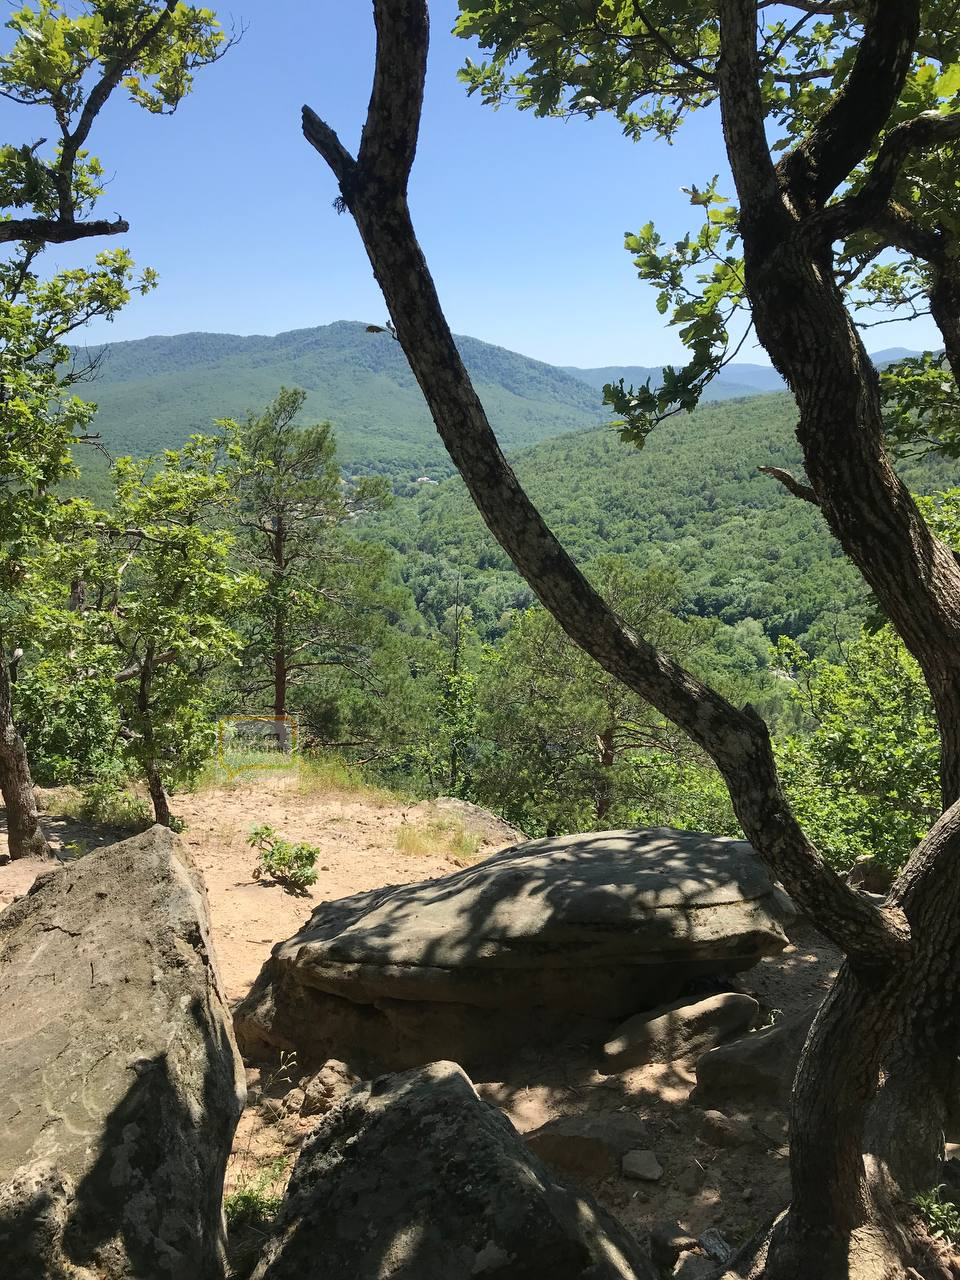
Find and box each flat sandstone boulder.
[235,827,787,1070]
[0,826,246,1280]
[250,1061,657,1280]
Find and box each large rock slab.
[250,1061,657,1280]
[691,1006,817,1111]
[235,827,788,1070]
[0,826,246,1280]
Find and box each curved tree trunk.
[301,4,960,1276]
[0,643,48,860]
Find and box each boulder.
[249,1061,656,1280]
[622,1149,664,1182]
[300,1058,362,1117]
[235,827,788,1070]
[603,993,759,1069]
[845,856,895,896]
[0,826,245,1280]
[407,796,524,849]
[525,1112,650,1178]
[695,1109,756,1149]
[692,1006,817,1110]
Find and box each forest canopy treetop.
[456,1,960,442]
[0,0,228,244]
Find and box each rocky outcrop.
[250,1061,657,1280]
[691,1006,817,1110]
[603,993,759,1070]
[406,796,524,849]
[235,827,788,1070]
[0,826,245,1280]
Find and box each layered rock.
[603,992,759,1070]
[0,826,245,1280]
[235,827,788,1070]
[250,1061,657,1280]
[692,1006,817,1110]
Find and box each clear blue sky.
[1,1,941,367]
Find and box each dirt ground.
[0,775,841,1273]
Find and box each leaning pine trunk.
[138,643,172,828]
[144,759,171,828]
[0,644,48,860]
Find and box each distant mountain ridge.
[76,321,925,477]
[562,348,923,401]
[78,321,605,477]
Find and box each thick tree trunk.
[144,759,171,828]
[596,726,615,824]
[0,643,48,860]
[138,643,172,828]
[301,7,959,1276]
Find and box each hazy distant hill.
[561,361,787,400]
[561,350,923,399]
[75,322,929,488]
[77,321,606,477]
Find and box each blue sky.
[1,1,942,366]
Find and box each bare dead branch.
[759,465,820,505]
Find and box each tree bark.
[0,640,49,860]
[596,726,616,824]
[302,3,960,1275]
[138,642,171,827]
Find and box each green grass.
[396,818,481,860]
[43,780,152,829]
[224,1156,288,1230]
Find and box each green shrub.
[915,1186,960,1245]
[224,1156,287,1229]
[247,824,320,892]
[77,780,152,829]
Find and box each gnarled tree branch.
[778,0,921,211]
[302,0,908,979]
[0,215,128,245]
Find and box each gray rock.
[0,826,245,1280]
[699,1228,733,1263]
[236,827,787,1071]
[845,856,895,895]
[300,1058,362,1117]
[250,1061,656,1280]
[695,1109,756,1149]
[603,993,759,1069]
[525,1112,650,1177]
[621,1149,664,1182]
[692,1007,816,1110]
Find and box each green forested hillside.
[370,392,959,652]
[76,321,605,477]
[69,325,953,656]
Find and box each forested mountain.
[70,323,951,655]
[76,321,605,476]
[561,361,787,400]
[370,391,959,653]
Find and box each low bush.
[247,824,320,892]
